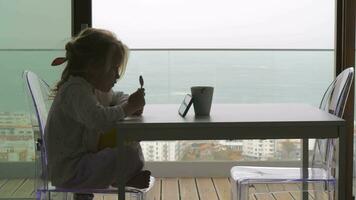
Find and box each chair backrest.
[23,70,52,190]
[311,67,354,175]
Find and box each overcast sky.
[93,0,334,49]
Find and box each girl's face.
[88,58,120,92]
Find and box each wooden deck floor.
[0,178,344,200]
[0,178,35,199]
[141,178,331,200]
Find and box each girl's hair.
[52,28,129,93]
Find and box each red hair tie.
[51,57,67,66]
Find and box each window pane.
[115,50,333,161]
[93,0,334,49]
[0,0,70,167]
[0,0,71,49]
[117,51,333,105]
[93,0,335,162]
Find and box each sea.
[0,50,335,113]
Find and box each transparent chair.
[23,70,154,200]
[230,67,354,200]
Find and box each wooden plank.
[252,184,269,193]
[212,178,231,200]
[272,192,294,200]
[0,179,25,197]
[196,178,218,200]
[0,177,336,200]
[267,183,284,192]
[161,178,179,200]
[103,194,117,200]
[254,193,275,200]
[249,194,258,200]
[249,184,258,197]
[306,182,330,200]
[264,183,326,200]
[290,191,314,200]
[229,178,256,200]
[251,184,273,200]
[307,182,330,191]
[94,194,104,200]
[283,183,317,200]
[0,179,8,189]
[12,178,35,198]
[283,183,300,191]
[146,178,161,200]
[308,190,330,200]
[179,178,199,200]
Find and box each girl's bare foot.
[126,170,151,189]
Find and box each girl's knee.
[136,157,144,171]
[126,144,144,171]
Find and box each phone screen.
[178,94,193,117]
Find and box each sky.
[93,0,334,49]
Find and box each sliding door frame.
[73,0,355,198]
[72,0,91,36]
[335,0,355,199]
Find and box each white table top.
[117,104,344,140]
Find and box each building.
[242,139,275,160]
[0,112,34,162]
[141,141,179,161]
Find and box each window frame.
[73,1,355,197]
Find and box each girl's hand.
[123,89,145,116]
[128,88,145,108]
[132,108,144,116]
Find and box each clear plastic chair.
[230,67,354,200]
[23,70,154,200]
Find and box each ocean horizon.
[0,50,334,113]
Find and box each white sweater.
[44,76,128,186]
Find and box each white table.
[116,104,346,200]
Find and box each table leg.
[337,126,346,200]
[302,138,309,200]
[117,130,126,200]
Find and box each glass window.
[93,0,335,162]
[0,0,71,49]
[93,0,334,49]
[0,0,71,167]
[115,50,333,161]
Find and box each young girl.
[45,28,151,193]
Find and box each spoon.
[139,75,144,89]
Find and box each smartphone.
[178,94,193,117]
